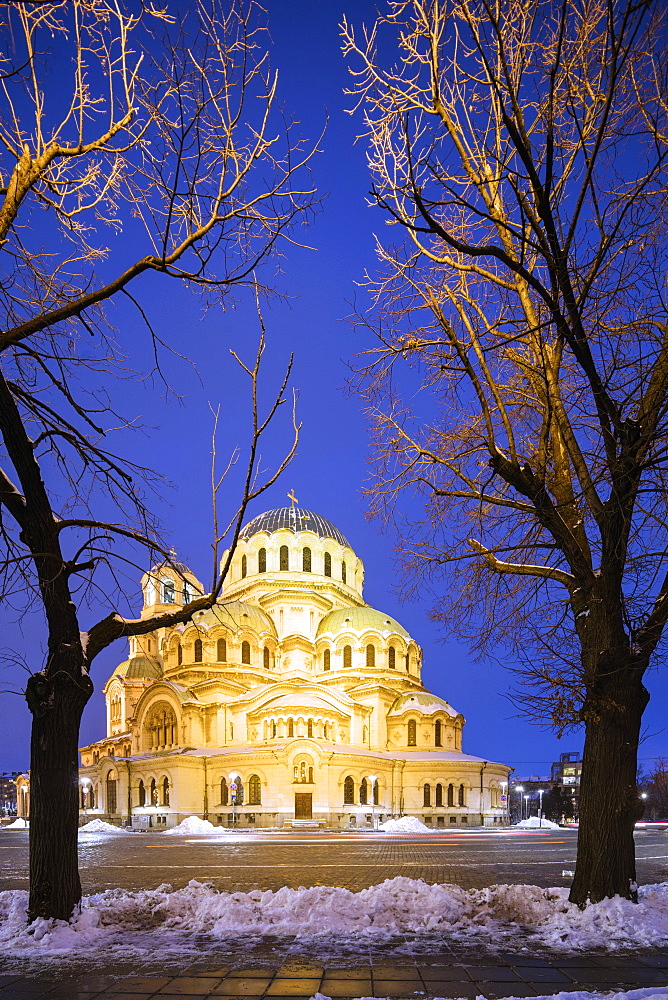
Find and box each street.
[1,826,668,895]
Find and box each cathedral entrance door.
[294,793,312,819]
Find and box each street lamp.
[523,794,530,821]
[80,777,92,822]
[537,789,544,828]
[514,785,524,823]
[368,775,378,830]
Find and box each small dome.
[240,507,351,548]
[388,692,459,718]
[194,600,277,636]
[316,606,410,638]
[150,555,193,576]
[113,656,163,680]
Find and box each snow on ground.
[2,818,28,829]
[314,991,668,1000]
[515,817,561,830]
[2,877,668,958]
[78,820,129,835]
[162,816,229,836]
[379,816,429,833]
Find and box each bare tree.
[0,0,313,921]
[642,758,668,818]
[343,0,668,903]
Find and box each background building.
[78,506,511,828]
[0,772,19,816]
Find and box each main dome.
[240,507,350,548]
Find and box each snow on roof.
[388,691,460,718]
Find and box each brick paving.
[2,827,666,896]
[0,954,667,1000]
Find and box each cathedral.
[78,506,511,828]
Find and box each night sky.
[2,0,667,783]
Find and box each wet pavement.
[1,826,667,895]
[0,954,667,1000]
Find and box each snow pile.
[2,818,28,829]
[515,817,561,830]
[2,877,668,957]
[379,816,429,833]
[79,820,128,835]
[314,991,668,1000]
[163,816,223,836]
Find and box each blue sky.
[2,0,668,783]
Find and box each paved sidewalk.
[0,954,667,1000]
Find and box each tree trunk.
[26,653,93,922]
[569,654,649,905]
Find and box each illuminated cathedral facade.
[78,506,510,828]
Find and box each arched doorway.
[106,769,118,815]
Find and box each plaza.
[1,826,668,998]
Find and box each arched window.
[248,774,261,805]
[303,547,311,572]
[162,777,170,806]
[241,641,251,664]
[150,778,158,806]
[423,783,431,807]
[241,554,247,578]
[183,582,192,604]
[408,719,417,746]
[307,719,313,738]
[324,552,332,576]
[145,703,178,751]
[323,649,330,671]
[177,643,183,666]
[272,721,277,737]
[388,646,396,669]
[373,779,379,805]
[405,653,410,672]
[144,579,155,606]
[343,645,352,669]
[280,545,289,570]
[459,783,466,806]
[138,780,146,807]
[435,720,442,747]
[344,775,355,804]
[258,548,267,573]
[217,637,226,662]
[359,777,368,805]
[366,644,375,667]
[309,766,314,783]
[194,638,203,663]
[300,761,307,782]
[342,561,347,583]
[162,579,175,603]
[436,783,443,807]
[288,718,294,737]
[220,777,228,806]
[447,783,454,806]
[231,776,244,805]
[263,646,270,670]
[362,725,368,744]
